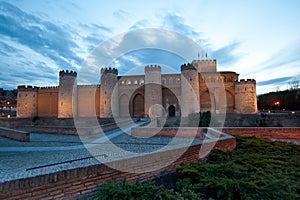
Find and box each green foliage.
[176,136,300,199]
[188,111,219,127]
[91,137,300,200]
[90,179,184,200]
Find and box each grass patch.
[90,136,300,199]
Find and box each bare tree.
[288,77,299,91]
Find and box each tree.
[288,77,299,91]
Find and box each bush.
[90,179,183,200]
[188,111,219,127]
[91,137,300,199]
[176,136,300,199]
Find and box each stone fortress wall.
[17,58,257,118]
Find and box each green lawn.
[91,136,300,200]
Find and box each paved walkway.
[0,120,201,183]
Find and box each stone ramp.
[0,126,30,142]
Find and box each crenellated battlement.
[180,63,197,71]
[78,84,100,89]
[39,86,59,89]
[101,67,118,75]
[17,85,38,91]
[145,64,161,72]
[59,70,77,77]
[192,59,216,65]
[235,79,256,84]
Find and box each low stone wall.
[19,118,137,135]
[131,127,206,138]
[0,135,236,199]
[222,127,300,139]
[0,126,30,142]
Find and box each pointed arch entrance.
[168,105,176,117]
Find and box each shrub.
[188,111,219,127]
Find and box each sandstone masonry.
[17,59,257,118]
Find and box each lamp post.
[7,101,11,118]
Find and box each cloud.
[0,2,90,89]
[259,39,300,71]
[162,13,202,39]
[113,9,131,20]
[210,42,240,66]
[129,20,150,30]
[257,76,293,86]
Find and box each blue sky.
[0,0,300,94]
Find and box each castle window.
[33,94,35,97]
[25,94,28,97]
[61,102,63,106]
[176,78,180,84]
[245,87,246,91]
[33,104,35,107]
[105,101,106,104]
[105,91,107,95]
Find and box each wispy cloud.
[210,42,240,66]
[113,9,131,20]
[257,76,293,86]
[129,20,150,30]
[162,13,202,39]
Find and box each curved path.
[0,120,148,152]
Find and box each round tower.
[17,85,38,118]
[180,63,200,117]
[144,65,163,117]
[58,70,78,118]
[100,67,119,117]
[234,79,257,114]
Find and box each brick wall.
[0,136,236,199]
[131,127,206,138]
[222,127,300,139]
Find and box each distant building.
[0,88,17,117]
[17,58,257,118]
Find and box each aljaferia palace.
[16,58,257,118]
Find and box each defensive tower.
[144,65,163,117]
[180,63,200,116]
[234,79,257,114]
[58,70,77,118]
[17,86,38,117]
[100,67,119,117]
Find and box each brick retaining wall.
[131,127,206,138]
[222,127,300,139]
[0,136,236,199]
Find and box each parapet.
[192,59,216,65]
[100,67,118,75]
[17,85,38,91]
[180,63,197,71]
[145,64,161,72]
[59,70,77,77]
[77,84,100,89]
[235,79,256,84]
